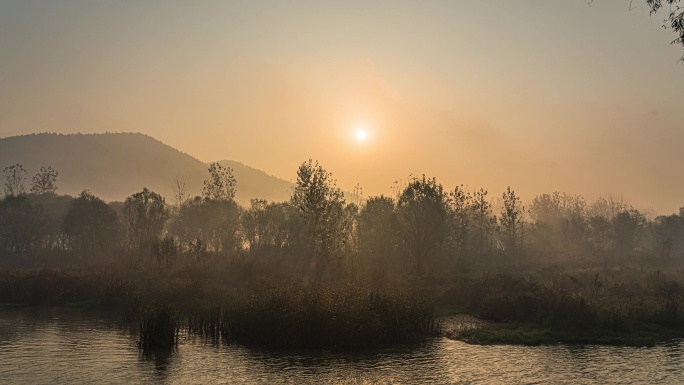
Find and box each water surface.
[0,307,682,384]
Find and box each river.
[0,307,682,384]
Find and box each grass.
[453,321,684,347]
[7,265,684,350]
[138,304,183,349]
[186,284,438,349]
[0,269,437,350]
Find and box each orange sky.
[1,1,683,213]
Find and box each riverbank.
[5,306,684,384]
[4,266,684,349]
[0,268,438,350]
[439,314,684,347]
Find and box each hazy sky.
[1,1,683,213]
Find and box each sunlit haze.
[1,1,683,212]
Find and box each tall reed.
[138,304,183,349]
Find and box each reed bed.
[138,304,183,349]
[184,284,437,349]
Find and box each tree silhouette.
[500,186,523,255]
[0,195,45,256]
[396,175,449,275]
[64,190,118,256]
[3,164,27,197]
[123,188,168,254]
[291,159,349,272]
[645,0,684,55]
[203,162,236,202]
[30,166,58,195]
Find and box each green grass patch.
[455,322,684,347]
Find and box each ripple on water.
[0,308,683,385]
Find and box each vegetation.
[138,304,182,349]
[189,285,436,349]
[644,0,684,58]
[440,268,684,346]
[3,158,684,348]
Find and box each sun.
[353,123,369,141]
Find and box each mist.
[2,0,684,383]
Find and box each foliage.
[291,160,350,271]
[448,185,472,256]
[123,188,168,254]
[27,193,73,252]
[203,162,236,201]
[470,188,496,256]
[171,196,242,258]
[612,209,645,255]
[3,164,27,197]
[500,186,523,254]
[63,190,119,256]
[0,195,45,256]
[396,175,449,275]
[242,199,290,254]
[645,0,684,56]
[30,166,58,195]
[358,195,397,282]
[203,284,436,349]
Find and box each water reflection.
[1,307,683,384]
[139,347,175,382]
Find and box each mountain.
[0,133,293,204]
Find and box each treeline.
[1,160,683,280]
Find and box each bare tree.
[171,173,190,207]
[3,164,27,197]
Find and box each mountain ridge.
[0,132,293,204]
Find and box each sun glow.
[354,123,369,141]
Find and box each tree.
[500,186,523,254]
[171,173,190,207]
[3,164,27,197]
[593,1,684,58]
[171,194,243,259]
[645,0,684,57]
[0,195,46,256]
[651,213,684,258]
[64,190,119,256]
[290,159,350,272]
[123,188,168,254]
[205,198,243,258]
[30,166,58,195]
[242,199,290,254]
[612,209,645,255]
[529,192,588,253]
[198,162,242,257]
[203,162,236,201]
[396,175,449,275]
[588,215,613,252]
[170,196,210,259]
[470,188,495,256]
[358,195,397,282]
[448,185,472,257]
[29,192,72,252]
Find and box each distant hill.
[0,133,293,204]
